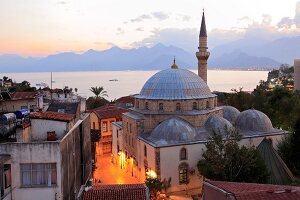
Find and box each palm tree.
[89,86,108,99]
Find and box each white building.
[0,107,92,200]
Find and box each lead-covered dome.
[205,115,233,135]
[135,68,215,100]
[235,109,273,132]
[149,117,196,142]
[221,106,240,124]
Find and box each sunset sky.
[1,0,300,56]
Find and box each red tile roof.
[115,95,135,104]
[10,92,37,100]
[30,111,74,122]
[93,105,128,120]
[82,184,149,200]
[206,180,300,200]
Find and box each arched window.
[192,102,197,110]
[180,148,187,160]
[144,145,147,157]
[176,103,181,111]
[159,103,163,110]
[178,162,189,184]
[145,102,149,110]
[206,100,209,109]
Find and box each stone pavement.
[93,155,142,185]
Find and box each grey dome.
[222,106,240,124]
[236,109,273,132]
[149,117,196,142]
[135,68,215,100]
[205,115,233,135]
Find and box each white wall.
[0,142,62,200]
[160,143,206,192]
[31,119,68,141]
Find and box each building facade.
[0,105,92,200]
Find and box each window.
[178,163,189,184]
[180,148,187,160]
[117,130,119,138]
[129,123,132,133]
[159,103,163,111]
[20,163,57,187]
[145,102,149,110]
[176,103,181,111]
[110,120,114,131]
[144,145,147,157]
[136,100,139,109]
[206,101,210,109]
[117,144,120,153]
[93,122,96,129]
[4,164,11,188]
[193,102,197,110]
[102,122,108,132]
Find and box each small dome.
[150,117,196,142]
[221,106,240,124]
[235,109,273,132]
[205,115,233,135]
[135,68,215,100]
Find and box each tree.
[89,86,108,99]
[145,177,163,200]
[198,128,269,183]
[278,116,300,176]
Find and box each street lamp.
[118,151,125,169]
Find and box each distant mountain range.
[1,36,300,72]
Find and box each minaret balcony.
[196,51,210,60]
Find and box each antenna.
[51,72,53,102]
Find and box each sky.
[1,0,300,56]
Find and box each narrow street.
[93,151,141,185]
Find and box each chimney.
[294,59,300,91]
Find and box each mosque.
[111,11,286,192]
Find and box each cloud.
[136,27,144,31]
[152,12,169,20]
[116,27,124,35]
[130,14,152,23]
[132,2,300,53]
[133,28,198,53]
[182,15,191,21]
[277,1,300,28]
[129,12,169,23]
[57,1,68,5]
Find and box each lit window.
[180,148,187,160]
[102,122,108,132]
[176,103,181,111]
[193,102,197,110]
[20,163,57,187]
[179,163,189,184]
[145,102,149,110]
[159,103,163,111]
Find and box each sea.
[3,70,268,101]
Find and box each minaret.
[196,10,210,83]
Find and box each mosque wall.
[135,97,217,112]
[159,143,206,193]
